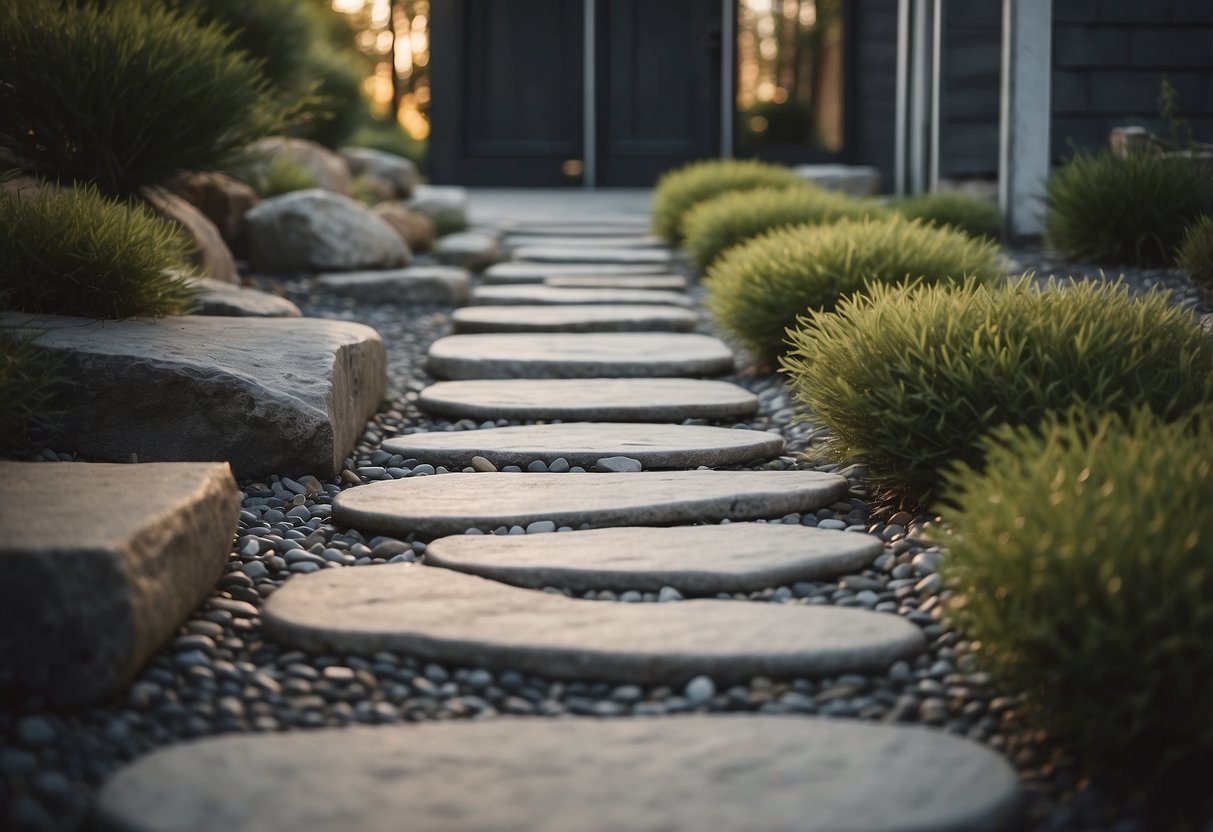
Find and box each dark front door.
[596,0,723,186]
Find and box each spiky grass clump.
[705,215,1002,364]
[1177,214,1213,289]
[651,159,805,244]
[177,0,318,95]
[890,192,1002,241]
[941,408,1213,822]
[682,186,888,270]
[781,278,1213,499]
[0,0,283,196]
[1043,150,1213,266]
[0,186,199,319]
[0,331,62,455]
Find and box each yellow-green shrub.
[1177,214,1213,289]
[890,192,1002,241]
[651,159,805,244]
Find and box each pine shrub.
[682,186,887,271]
[651,159,806,244]
[1043,150,1213,266]
[890,192,1002,241]
[781,277,1213,499]
[941,409,1213,821]
[0,186,199,320]
[1177,214,1213,289]
[705,215,1002,364]
[0,0,283,196]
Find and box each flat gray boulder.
[332,470,848,538]
[340,147,418,197]
[794,163,882,197]
[263,565,924,683]
[383,423,783,469]
[7,313,386,479]
[314,266,470,305]
[418,378,759,421]
[427,333,734,379]
[471,285,691,307]
[188,277,301,318]
[407,185,469,232]
[514,246,675,266]
[452,304,696,333]
[0,462,239,705]
[427,523,882,593]
[244,189,410,274]
[97,716,1023,832]
[483,262,671,284]
[434,230,501,271]
[545,274,689,291]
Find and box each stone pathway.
[470,284,693,307]
[482,262,671,284]
[545,273,688,290]
[452,304,697,333]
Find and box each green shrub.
[1177,214,1213,289]
[890,192,1002,241]
[0,331,62,456]
[177,0,319,95]
[682,186,887,271]
[705,215,1002,364]
[0,186,199,319]
[0,0,283,197]
[781,277,1213,499]
[940,408,1213,821]
[291,49,370,150]
[1043,150,1213,266]
[246,155,320,199]
[651,159,806,244]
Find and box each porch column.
[998,0,1052,239]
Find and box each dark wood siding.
[852,1,900,191]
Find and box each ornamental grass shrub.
[0,0,283,197]
[781,277,1213,500]
[0,186,199,320]
[1043,150,1213,266]
[940,408,1213,822]
[0,331,62,455]
[681,186,887,271]
[890,192,1002,241]
[651,159,805,244]
[705,215,1002,364]
[1177,214,1213,289]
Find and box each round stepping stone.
[332,470,847,538]
[382,423,783,469]
[98,716,1023,832]
[470,285,692,308]
[513,245,674,265]
[262,565,925,682]
[426,522,883,593]
[418,378,759,421]
[483,262,671,285]
[545,274,688,291]
[426,333,734,379]
[452,304,696,333]
[505,234,664,249]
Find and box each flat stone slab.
[545,273,688,291]
[427,333,734,379]
[0,462,239,706]
[471,285,691,308]
[452,304,696,333]
[435,230,501,271]
[5,313,386,479]
[263,565,924,683]
[332,470,848,538]
[427,523,882,593]
[483,261,672,284]
[383,423,783,469]
[505,234,664,249]
[313,266,470,304]
[418,378,759,421]
[189,277,302,318]
[98,716,1023,832]
[513,245,675,265]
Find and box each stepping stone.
[4,313,386,479]
[500,220,652,236]
[483,261,671,284]
[188,277,302,318]
[0,462,239,706]
[426,522,883,593]
[406,184,468,231]
[314,266,470,305]
[98,716,1023,832]
[332,470,847,538]
[453,305,696,333]
[545,273,688,291]
[513,245,674,266]
[418,378,759,421]
[435,230,501,271]
[471,285,691,308]
[383,423,783,469]
[505,234,663,249]
[262,565,925,682]
[427,333,733,380]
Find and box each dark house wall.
[938,2,1001,178]
[852,1,900,191]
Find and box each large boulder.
[408,185,469,234]
[341,147,419,197]
[248,137,351,194]
[373,202,436,253]
[173,172,258,245]
[141,188,240,285]
[188,277,302,318]
[5,313,386,479]
[0,461,239,706]
[244,189,411,274]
